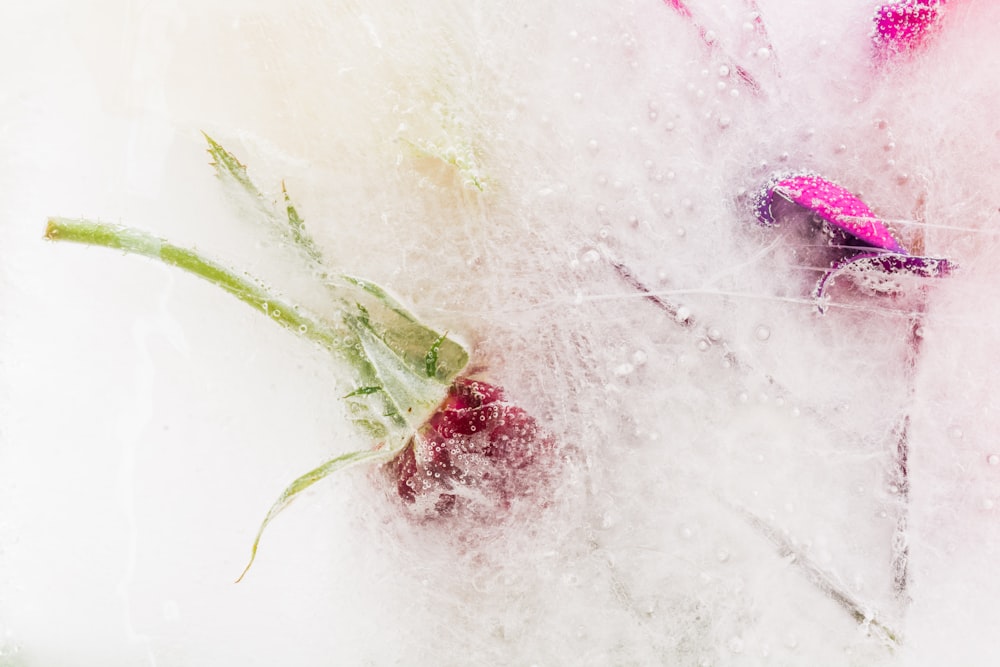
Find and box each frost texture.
[4,0,1000,665]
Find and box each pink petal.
[873,0,946,59]
[755,172,908,254]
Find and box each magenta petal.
[662,0,693,18]
[755,173,908,254]
[873,0,945,59]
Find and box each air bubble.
[707,327,721,341]
[754,325,771,341]
[697,339,710,351]
[675,306,692,322]
[988,454,999,466]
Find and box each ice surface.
[3,0,1000,665]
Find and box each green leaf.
[344,386,383,398]
[425,333,447,378]
[203,133,324,266]
[204,132,263,199]
[345,312,450,430]
[282,181,324,265]
[235,443,405,582]
[337,276,468,384]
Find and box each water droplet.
[756,47,771,59]
[718,116,732,129]
[675,306,692,322]
[707,327,722,341]
[716,549,730,562]
[632,350,648,366]
[697,339,710,351]
[587,138,599,152]
[754,325,771,341]
[738,392,749,403]
[988,454,999,466]
[718,64,730,77]
[983,498,995,511]
[948,426,964,440]
[676,227,686,238]
[298,324,308,334]
[572,92,583,103]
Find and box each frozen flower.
[753,172,953,310]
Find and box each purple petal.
[873,0,946,59]
[813,251,955,310]
[754,172,908,254]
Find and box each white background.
[3,1,1000,664]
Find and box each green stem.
[46,217,345,350]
